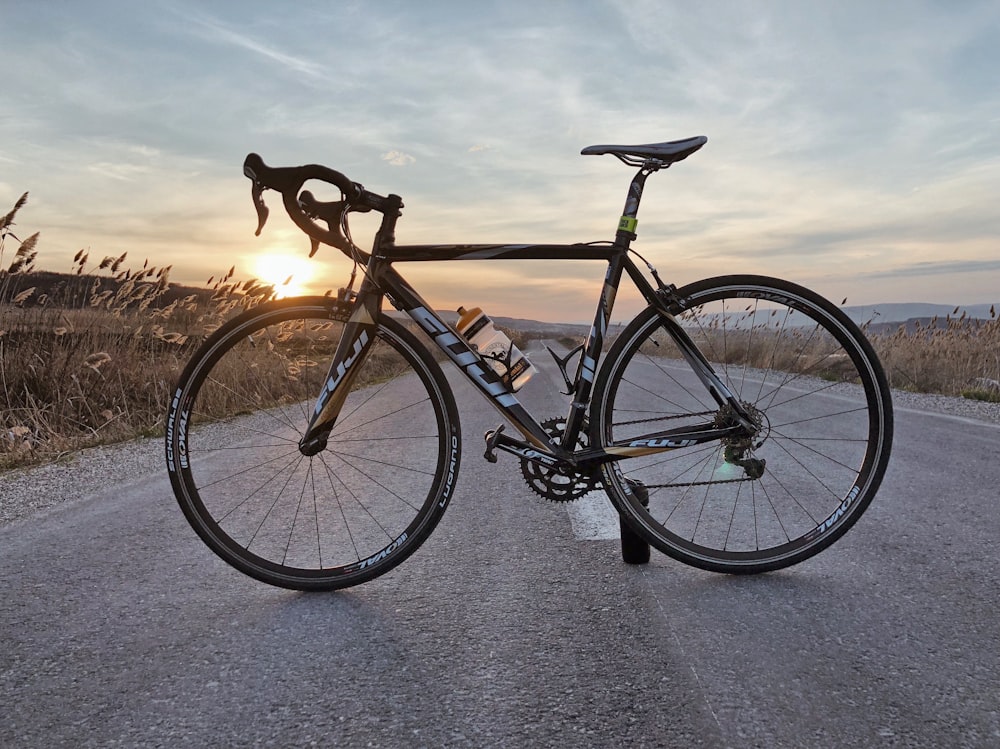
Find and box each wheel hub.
[299,433,329,456]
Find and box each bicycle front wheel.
[166,296,461,590]
[594,275,892,574]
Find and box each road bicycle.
[165,136,893,591]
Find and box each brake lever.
[250,181,269,236]
[299,190,324,257]
[298,190,354,256]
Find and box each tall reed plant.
[1,193,278,468]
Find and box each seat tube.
[562,252,626,449]
[561,163,656,449]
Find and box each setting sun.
[253,252,316,298]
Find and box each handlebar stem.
[373,194,404,251]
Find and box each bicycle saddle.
[581,136,707,164]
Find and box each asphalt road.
[2,343,999,748]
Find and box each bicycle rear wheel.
[166,296,460,590]
[593,275,892,574]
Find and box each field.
[2,193,998,469]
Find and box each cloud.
[182,13,325,79]
[86,162,152,182]
[382,151,415,167]
[2,1,999,319]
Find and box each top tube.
[378,243,621,262]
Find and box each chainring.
[520,417,601,502]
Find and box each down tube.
[381,266,561,453]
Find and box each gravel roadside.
[0,437,166,528]
[1,388,999,529]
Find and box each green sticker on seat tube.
[618,216,638,233]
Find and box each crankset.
[519,417,601,502]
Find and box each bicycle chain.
[524,409,759,498]
[642,476,754,489]
[613,410,716,427]
[613,409,760,489]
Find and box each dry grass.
[1,193,279,469]
[658,304,1000,399]
[867,312,1000,400]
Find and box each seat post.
[615,161,663,246]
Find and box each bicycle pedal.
[483,425,505,463]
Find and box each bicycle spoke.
[202,446,302,496]
[326,446,438,478]
[328,450,425,514]
[247,453,305,549]
[315,453,395,550]
[281,459,312,565]
[316,455,364,563]
[330,397,435,440]
[188,407,301,448]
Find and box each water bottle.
[456,306,537,391]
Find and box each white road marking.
[525,342,621,541]
[566,490,621,540]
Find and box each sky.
[2,0,999,323]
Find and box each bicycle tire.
[593,275,892,574]
[165,296,461,590]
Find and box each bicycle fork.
[298,288,381,456]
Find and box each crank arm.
[483,428,569,470]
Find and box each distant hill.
[478,304,999,337]
[841,302,996,325]
[5,270,994,334]
[437,310,593,337]
[490,303,998,333]
[1,270,220,309]
[863,316,998,336]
